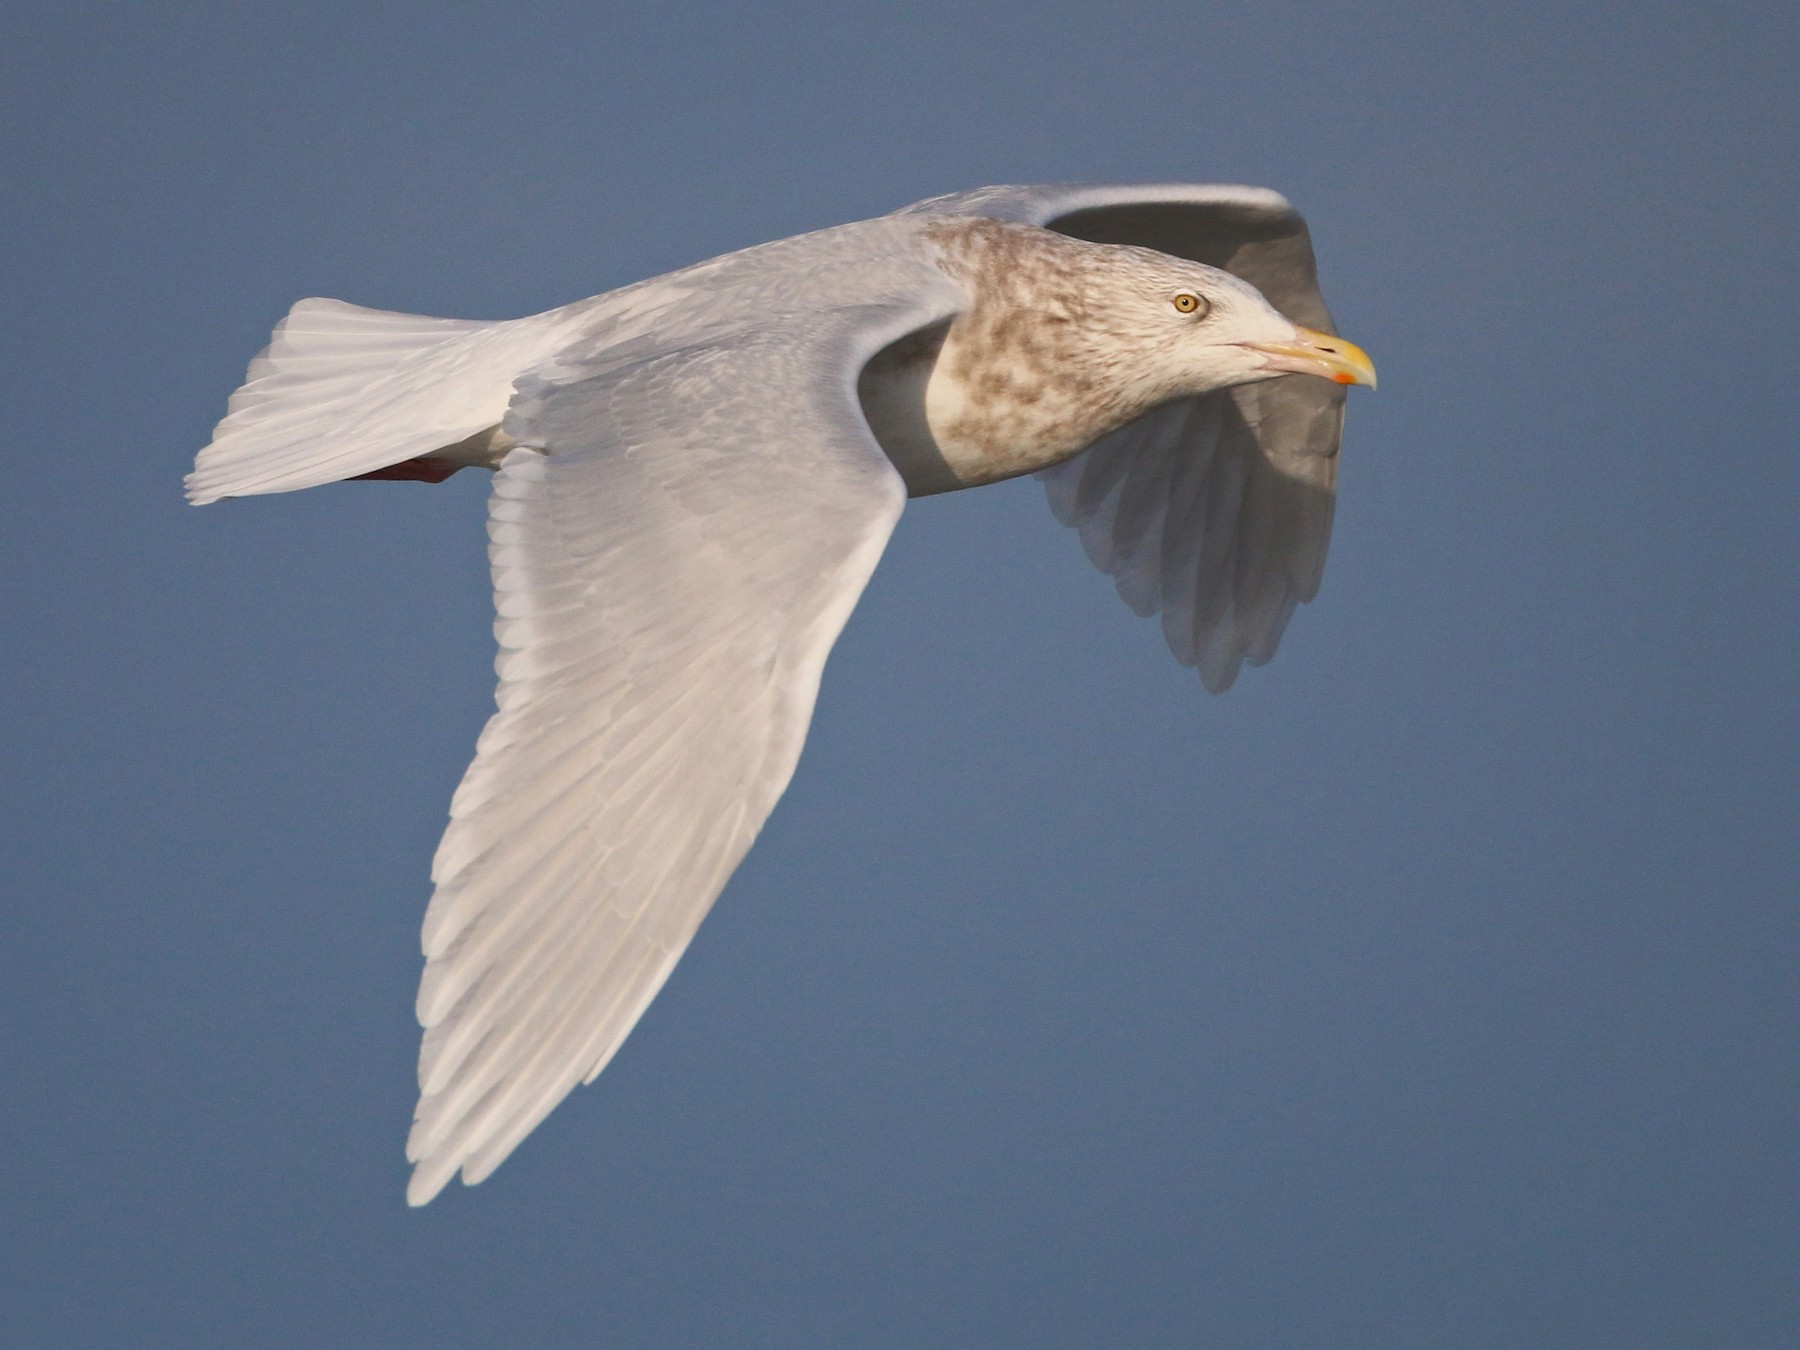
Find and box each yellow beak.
[1245,326,1378,389]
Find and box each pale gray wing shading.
[1036,386,1340,692]
[910,183,1346,691]
[404,302,938,1205]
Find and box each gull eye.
[1172,292,1207,316]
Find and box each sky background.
[4,2,1797,1346]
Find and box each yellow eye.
[1172,292,1205,315]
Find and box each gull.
[187,182,1376,1204]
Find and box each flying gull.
[187,182,1376,1204]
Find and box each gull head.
[1035,238,1377,405]
[890,219,1375,494]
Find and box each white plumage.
[188,183,1373,1203]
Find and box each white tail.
[186,298,550,505]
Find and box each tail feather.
[186,298,547,505]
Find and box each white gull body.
[187,183,1374,1204]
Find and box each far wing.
[405,300,943,1204]
[911,183,1347,690]
[1037,385,1339,692]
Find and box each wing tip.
[406,1157,459,1207]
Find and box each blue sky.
[4,3,1797,1346]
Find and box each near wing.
[912,183,1347,691]
[405,303,938,1204]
